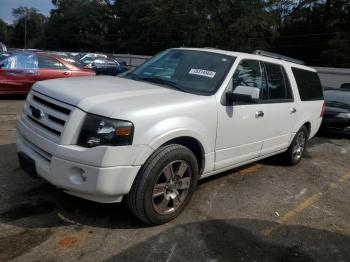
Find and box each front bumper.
[16,120,145,203]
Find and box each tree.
[0,19,11,45]
[3,0,349,68]
[272,0,350,66]
[113,0,278,54]
[46,0,116,51]
[11,6,46,48]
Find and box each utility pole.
[24,17,27,49]
[23,9,28,49]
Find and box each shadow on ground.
[103,219,350,262]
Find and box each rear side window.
[2,53,37,69]
[292,68,323,101]
[38,56,66,70]
[265,62,293,101]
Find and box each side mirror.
[226,85,260,105]
[0,63,3,69]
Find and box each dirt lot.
[0,98,349,262]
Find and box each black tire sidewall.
[140,145,198,225]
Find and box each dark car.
[320,88,350,134]
[0,52,95,95]
[83,57,129,76]
[340,83,350,89]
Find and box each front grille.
[27,115,62,136]
[33,95,71,115]
[23,91,74,143]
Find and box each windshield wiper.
[138,77,186,92]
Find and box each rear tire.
[283,126,308,166]
[126,144,199,225]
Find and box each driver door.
[215,59,268,170]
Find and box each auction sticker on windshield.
[189,69,216,78]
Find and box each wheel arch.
[162,136,205,175]
[303,121,311,138]
[133,131,208,175]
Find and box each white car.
[16,48,325,225]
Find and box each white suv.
[16,48,324,225]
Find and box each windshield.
[324,90,350,105]
[126,49,235,95]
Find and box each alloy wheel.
[152,160,192,215]
[292,131,306,161]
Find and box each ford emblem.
[31,107,44,119]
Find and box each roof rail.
[253,50,305,65]
[203,47,221,50]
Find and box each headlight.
[77,114,134,147]
[335,113,350,119]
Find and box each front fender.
[133,117,214,165]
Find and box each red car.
[0,52,95,95]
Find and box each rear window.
[292,68,323,101]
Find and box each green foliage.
[11,7,46,48]
[0,0,349,67]
[0,19,11,45]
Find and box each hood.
[32,76,205,118]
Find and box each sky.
[0,0,54,24]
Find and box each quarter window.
[292,67,323,101]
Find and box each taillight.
[320,101,326,117]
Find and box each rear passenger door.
[260,62,297,155]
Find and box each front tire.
[283,126,308,165]
[126,144,199,225]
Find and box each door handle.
[255,110,264,118]
[63,71,70,76]
[290,108,297,114]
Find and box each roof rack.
[253,50,305,65]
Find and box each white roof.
[175,47,316,72]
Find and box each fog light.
[69,167,87,185]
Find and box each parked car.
[320,88,350,134]
[45,51,78,65]
[79,53,107,64]
[16,48,324,225]
[84,57,129,76]
[0,52,95,95]
[340,83,350,89]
